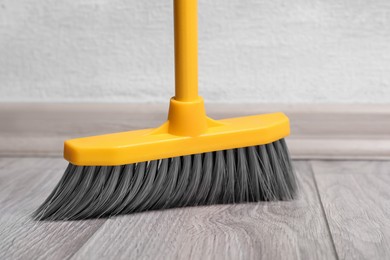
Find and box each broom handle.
[174,0,199,102]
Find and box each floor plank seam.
[67,220,108,260]
[308,160,340,260]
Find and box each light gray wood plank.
[72,161,335,260]
[0,158,17,169]
[0,158,106,260]
[1,103,390,159]
[312,160,390,260]
[288,138,390,160]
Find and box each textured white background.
[1,0,390,103]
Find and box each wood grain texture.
[71,161,336,260]
[0,158,106,260]
[312,160,390,260]
[1,103,389,160]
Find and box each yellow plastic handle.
[174,0,198,102]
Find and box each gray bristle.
[35,139,297,221]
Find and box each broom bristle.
[35,139,297,221]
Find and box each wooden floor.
[0,158,389,260]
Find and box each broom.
[35,0,297,221]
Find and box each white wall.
[1,0,390,103]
